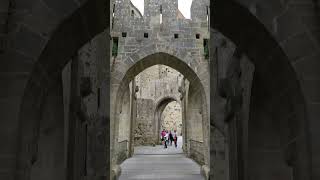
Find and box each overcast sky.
[130,0,193,19]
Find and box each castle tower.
[191,0,209,22]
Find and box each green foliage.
[112,38,118,57]
[204,45,209,59]
[204,39,209,59]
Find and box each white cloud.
[130,0,193,19]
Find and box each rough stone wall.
[79,39,98,116]
[134,99,155,145]
[111,0,209,65]
[118,88,131,142]
[161,101,182,135]
[187,86,204,142]
[0,0,318,179]
[189,139,205,165]
[110,0,210,172]
[136,65,183,100]
[111,0,210,141]
[62,31,110,177]
[213,1,320,179]
[133,65,183,145]
[210,30,256,180]
[110,0,210,150]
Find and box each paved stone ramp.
[119,137,204,180]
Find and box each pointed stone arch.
[153,95,180,144]
[111,49,210,176]
[211,1,315,179]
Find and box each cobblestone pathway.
[119,137,205,180]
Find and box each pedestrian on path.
[169,130,173,146]
[173,130,178,148]
[164,130,169,148]
[161,129,166,145]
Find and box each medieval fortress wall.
[110,0,209,146]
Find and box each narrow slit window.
[144,33,148,38]
[131,10,134,17]
[112,4,115,29]
[160,5,163,24]
[203,38,209,59]
[196,34,200,39]
[112,37,118,57]
[206,6,209,28]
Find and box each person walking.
[164,130,169,148]
[169,130,173,146]
[161,129,166,145]
[173,130,178,148]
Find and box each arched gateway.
[111,50,210,178]
[0,0,316,180]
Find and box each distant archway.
[154,96,179,144]
[111,51,210,174]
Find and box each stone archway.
[1,0,319,180]
[211,1,314,179]
[111,50,210,177]
[15,1,109,180]
[154,96,180,145]
[1,0,316,180]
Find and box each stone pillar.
[154,109,159,145]
[227,115,243,180]
[66,54,81,180]
[1,74,30,179]
[154,105,162,145]
[29,75,66,180]
[73,103,88,179]
[239,55,254,180]
[217,51,253,180]
[180,78,188,153]
[62,61,71,174]
[129,79,137,157]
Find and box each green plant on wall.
[112,37,118,57]
[204,39,209,59]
